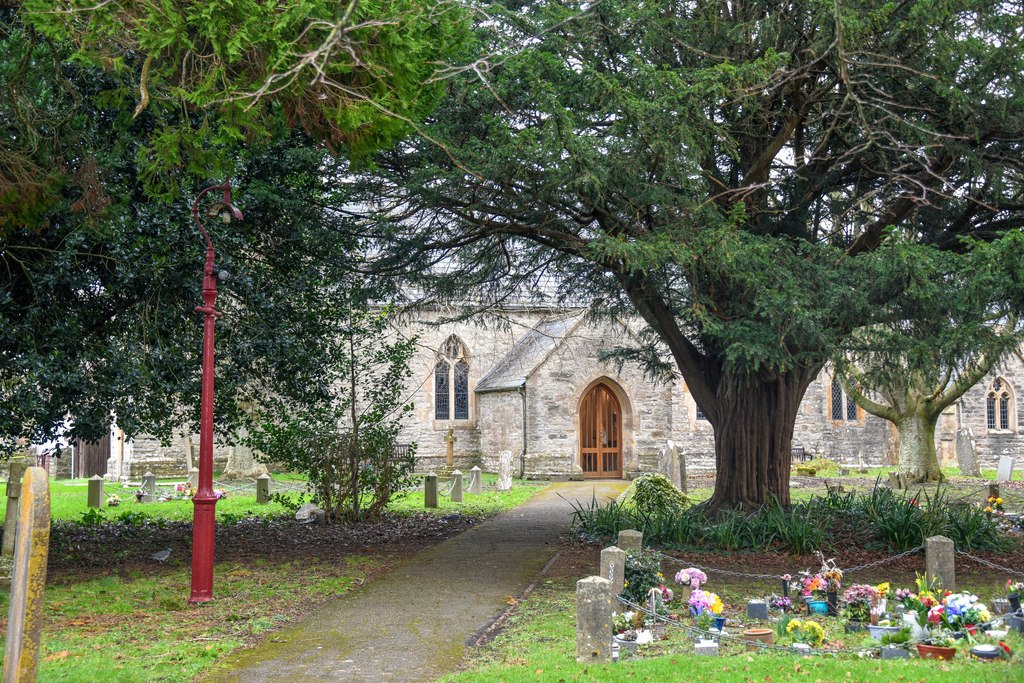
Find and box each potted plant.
[689,589,725,631]
[868,619,903,641]
[842,584,877,632]
[799,574,829,614]
[674,566,707,603]
[769,594,792,613]
[1007,580,1023,614]
[917,634,957,660]
[786,618,825,653]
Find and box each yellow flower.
[710,595,724,615]
[786,619,802,633]
[988,496,996,503]
[876,582,890,597]
[984,506,993,513]
[996,497,1004,504]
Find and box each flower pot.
[807,600,829,615]
[917,644,957,660]
[712,616,726,631]
[901,612,929,640]
[826,591,839,616]
[1009,592,1022,614]
[613,635,639,658]
[867,624,901,641]
[742,628,774,651]
[970,644,1000,661]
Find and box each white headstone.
[497,451,513,491]
[997,455,1015,482]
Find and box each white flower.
[635,629,654,645]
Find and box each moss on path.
[203,481,628,682]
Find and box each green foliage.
[621,549,662,604]
[20,0,471,194]
[881,628,912,645]
[247,304,417,523]
[628,474,689,519]
[78,508,106,526]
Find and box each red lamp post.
[189,183,242,604]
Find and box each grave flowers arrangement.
[106,494,121,507]
[770,594,793,612]
[786,619,825,646]
[689,589,724,630]
[984,496,1004,516]
[1007,579,1024,597]
[940,593,990,630]
[799,573,827,599]
[842,584,878,622]
[214,488,228,499]
[674,567,707,590]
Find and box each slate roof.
[474,313,586,393]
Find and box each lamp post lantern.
[189,182,242,604]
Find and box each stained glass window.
[454,359,469,420]
[987,395,996,430]
[831,378,844,420]
[831,377,859,422]
[434,359,450,420]
[1000,395,1010,430]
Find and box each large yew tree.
[358,0,1024,510]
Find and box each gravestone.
[468,466,483,495]
[3,467,50,683]
[444,428,456,469]
[925,535,955,592]
[450,470,464,503]
[497,451,513,491]
[694,639,719,655]
[880,645,909,660]
[141,472,157,503]
[746,599,769,620]
[997,456,1015,482]
[992,598,1009,616]
[660,441,687,493]
[255,473,271,504]
[600,546,625,595]
[424,472,438,508]
[955,428,980,477]
[87,475,104,509]
[575,576,613,663]
[617,529,643,553]
[2,457,26,558]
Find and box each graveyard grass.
[0,473,544,524]
[444,575,1024,683]
[0,555,380,681]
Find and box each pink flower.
[782,574,791,581]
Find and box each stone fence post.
[576,576,613,663]
[926,535,955,592]
[424,472,438,508]
[617,529,643,554]
[87,475,104,509]
[600,546,625,595]
[3,466,51,683]
[141,472,156,503]
[255,474,271,504]
[2,458,26,557]
[450,470,463,503]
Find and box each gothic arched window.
[434,336,470,421]
[830,377,859,422]
[986,378,1014,431]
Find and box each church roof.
[474,312,586,393]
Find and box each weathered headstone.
[87,475,104,509]
[987,483,1000,505]
[424,472,438,508]
[676,445,688,495]
[955,428,980,477]
[576,576,613,663]
[746,599,769,620]
[2,458,26,558]
[468,466,483,495]
[926,535,955,592]
[992,598,1009,616]
[141,471,157,503]
[600,546,626,595]
[694,639,720,656]
[997,456,1015,482]
[3,467,50,683]
[255,473,271,504]
[497,451,513,491]
[880,645,910,660]
[450,470,464,503]
[187,467,199,489]
[444,428,456,469]
[617,529,643,553]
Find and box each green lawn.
[443,578,1024,683]
[0,556,381,682]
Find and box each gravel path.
[202,480,628,682]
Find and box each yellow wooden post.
[3,466,50,683]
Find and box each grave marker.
[575,576,613,663]
[450,470,463,503]
[925,535,955,592]
[255,474,271,504]
[997,456,1015,482]
[141,472,156,503]
[444,429,456,469]
[187,467,199,489]
[87,475,104,509]
[955,428,980,477]
[617,529,643,553]
[497,451,513,491]
[424,472,438,508]
[2,457,26,558]
[600,546,625,595]
[3,467,50,683]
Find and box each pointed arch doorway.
[579,382,623,478]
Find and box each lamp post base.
[189,493,218,603]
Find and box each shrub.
[629,474,689,518]
[622,549,662,604]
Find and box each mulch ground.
[47,512,480,584]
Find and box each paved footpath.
[204,480,627,683]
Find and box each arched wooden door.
[579,383,622,478]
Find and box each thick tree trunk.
[896,411,942,482]
[706,371,812,511]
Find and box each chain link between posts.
[955,550,1024,578]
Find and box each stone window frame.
[827,375,865,424]
[985,377,1015,433]
[434,335,472,424]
